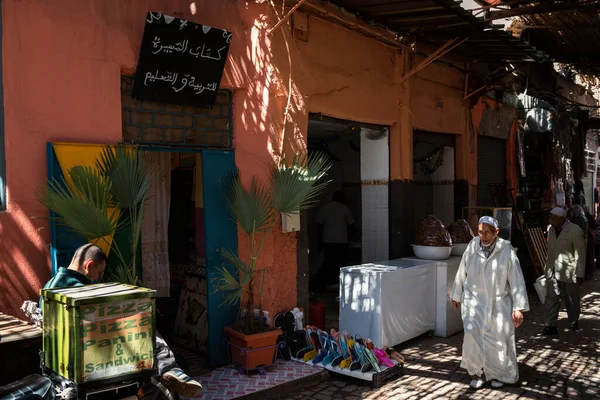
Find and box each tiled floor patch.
[181,360,322,400]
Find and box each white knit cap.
[550,207,567,218]
[478,216,499,229]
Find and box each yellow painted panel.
[52,143,120,255]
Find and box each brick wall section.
[120,77,232,148]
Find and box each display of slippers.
[292,326,402,377]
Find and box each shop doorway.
[140,149,238,371]
[304,114,389,329]
[306,117,362,292]
[306,116,391,283]
[47,145,237,369]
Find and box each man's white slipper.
[491,380,504,388]
[469,378,486,390]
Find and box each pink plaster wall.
[0,0,265,317]
[0,0,468,318]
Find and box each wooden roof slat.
[356,2,445,16]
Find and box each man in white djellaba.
[450,216,530,390]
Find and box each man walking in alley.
[450,216,529,390]
[544,207,586,334]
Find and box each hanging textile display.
[414,145,445,175]
[517,126,526,178]
[141,151,172,297]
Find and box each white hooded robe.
[450,237,530,383]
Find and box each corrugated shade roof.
[324,0,552,62]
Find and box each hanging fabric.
[141,151,172,297]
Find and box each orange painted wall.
[410,55,466,136]
[0,0,471,317]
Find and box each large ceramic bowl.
[411,244,452,260]
[451,243,469,256]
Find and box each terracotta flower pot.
[224,326,282,371]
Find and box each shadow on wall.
[218,3,312,315]
[0,207,49,318]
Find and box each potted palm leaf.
[36,144,157,284]
[215,152,331,371]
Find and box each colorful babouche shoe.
[338,338,352,368]
[310,329,322,351]
[295,326,315,359]
[350,341,365,371]
[373,347,394,368]
[303,327,319,361]
[339,331,361,369]
[322,337,340,366]
[161,369,203,397]
[303,326,324,361]
[360,348,374,373]
[303,349,318,361]
[383,346,405,365]
[312,330,330,364]
[330,329,346,367]
[351,336,372,372]
[364,338,382,373]
[338,331,353,369]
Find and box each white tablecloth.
[403,256,463,337]
[339,258,437,348]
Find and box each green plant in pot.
[215,152,331,370]
[36,144,157,285]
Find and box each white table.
[339,258,437,348]
[402,256,464,338]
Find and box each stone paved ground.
[283,278,600,400]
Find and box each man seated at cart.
[40,243,203,397]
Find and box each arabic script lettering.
[151,36,228,61]
[143,70,218,95]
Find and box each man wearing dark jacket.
[41,244,202,397]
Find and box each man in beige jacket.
[544,207,586,334]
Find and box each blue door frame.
[47,144,239,368]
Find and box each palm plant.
[36,144,157,285]
[215,152,331,334]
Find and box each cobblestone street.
[282,278,600,400]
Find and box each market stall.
[339,258,437,348]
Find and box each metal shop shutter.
[477,136,506,207]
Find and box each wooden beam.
[398,38,468,85]
[486,1,600,21]
[357,2,444,17]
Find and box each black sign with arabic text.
[132,12,232,108]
